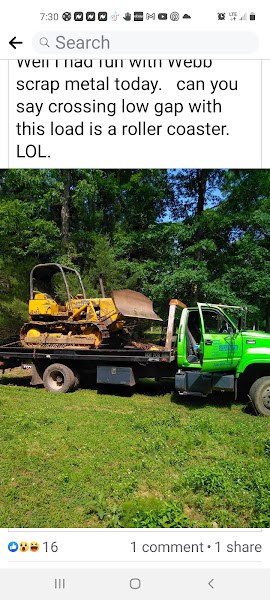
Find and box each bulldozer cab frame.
[30,263,86,312]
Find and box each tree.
[0,168,269,340]
[220,170,270,330]
[170,169,225,217]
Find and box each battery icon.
[249,12,255,20]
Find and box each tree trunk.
[196,170,207,215]
[190,282,199,304]
[61,170,71,255]
[191,170,207,302]
[265,303,270,333]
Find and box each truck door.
[177,308,202,369]
[198,306,242,372]
[177,308,189,367]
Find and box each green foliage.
[0,168,269,340]
[120,500,195,528]
[0,299,28,342]
[1,374,270,527]
[85,236,121,296]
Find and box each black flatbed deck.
[0,343,176,365]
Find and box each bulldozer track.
[24,342,95,350]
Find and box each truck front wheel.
[43,363,75,393]
[249,377,270,416]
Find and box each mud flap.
[30,363,45,386]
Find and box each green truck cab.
[175,303,270,416]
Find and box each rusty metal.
[131,341,165,351]
[112,289,162,321]
[23,335,97,347]
[169,299,187,308]
[165,299,186,351]
[20,320,105,350]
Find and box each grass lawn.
[0,369,270,528]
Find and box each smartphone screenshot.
[0,2,269,598]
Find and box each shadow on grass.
[95,378,252,415]
[171,390,234,410]
[97,386,134,397]
[96,378,176,398]
[241,400,256,416]
[0,375,31,388]
[0,372,255,416]
[137,379,175,396]
[171,390,254,415]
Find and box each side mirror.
[238,316,243,330]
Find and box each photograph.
[0,167,269,528]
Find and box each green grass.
[0,370,270,528]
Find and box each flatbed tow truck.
[1,295,270,416]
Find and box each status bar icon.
[62,12,72,21]
[74,12,84,21]
[86,12,95,21]
[98,12,108,21]
[134,12,144,21]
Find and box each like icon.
[8,541,19,553]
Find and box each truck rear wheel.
[249,377,270,416]
[43,363,75,393]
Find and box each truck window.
[202,309,234,334]
[187,311,201,344]
[186,310,201,363]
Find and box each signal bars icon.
[239,12,255,20]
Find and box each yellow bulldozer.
[20,263,162,350]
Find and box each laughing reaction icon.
[30,541,40,552]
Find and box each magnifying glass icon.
[40,37,50,47]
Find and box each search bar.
[33,31,258,55]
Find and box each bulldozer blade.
[112,289,162,321]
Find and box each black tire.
[43,363,75,393]
[249,377,270,416]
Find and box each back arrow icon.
[208,579,214,589]
[9,37,23,49]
